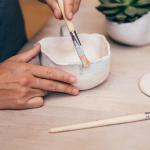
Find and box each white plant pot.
[106,12,150,46]
[38,33,110,90]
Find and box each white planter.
[106,12,150,46]
[38,33,110,90]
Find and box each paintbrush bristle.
[80,55,91,67]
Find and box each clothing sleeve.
[0,0,27,63]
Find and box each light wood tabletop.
[1,0,150,150]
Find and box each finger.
[45,0,62,19]
[31,65,77,84]
[16,88,47,109]
[15,86,47,101]
[73,0,81,14]
[59,15,64,20]
[0,88,47,109]
[8,43,41,63]
[38,0,47,4]
[31,77,79,95]
[0,83,47,99]
[24,97,44,109]
[64,0,74,20]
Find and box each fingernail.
[72,88,78,95]
[69,77,76,83]
[69,12,73,19]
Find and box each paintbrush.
[49,112,150,133]
[57,0,91,68]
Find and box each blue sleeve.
[0,0,27,62]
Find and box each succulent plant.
[96,0,150,23]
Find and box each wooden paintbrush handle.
[49,113,147,133]
[57,0,75,32]
[57,0,91,68]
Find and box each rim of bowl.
[40,33,111,66]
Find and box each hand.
[0,43,79,110]
[38,0,81,20]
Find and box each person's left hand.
[0,43,79,110]
[38,0,81,20]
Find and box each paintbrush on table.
[49,112,150,133]
[57,0,91,68]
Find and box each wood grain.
[1,0,150,149]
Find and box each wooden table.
[1,0,150,149]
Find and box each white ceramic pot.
[106,12,150,46]
[39,33,110,90]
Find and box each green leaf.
[97,0,149,23]
[116,12,127,20]
[120,0,131,4]
[99,0,110,4]
[130,0,139,4]
[117,20,125,23]
[127,16,138,22]
[109,0,120,3]
[134,0,150,6]
[98,3,127,8]
[99,3,118,8]
[96,6,104,12]
[136,8,149,16]
[117,3,128,7]
[124,6,137,17]
[106,16,116,21]
[103,8,121,15]
[146,6,150,11]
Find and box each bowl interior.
[39,33,109,64]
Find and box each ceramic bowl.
[38,33,110,90]
[106,12,150,46]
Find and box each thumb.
[8,43,41,63]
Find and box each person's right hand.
[38,0,81,20]
[0,43,79,110]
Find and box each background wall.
[19,0,53,40]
